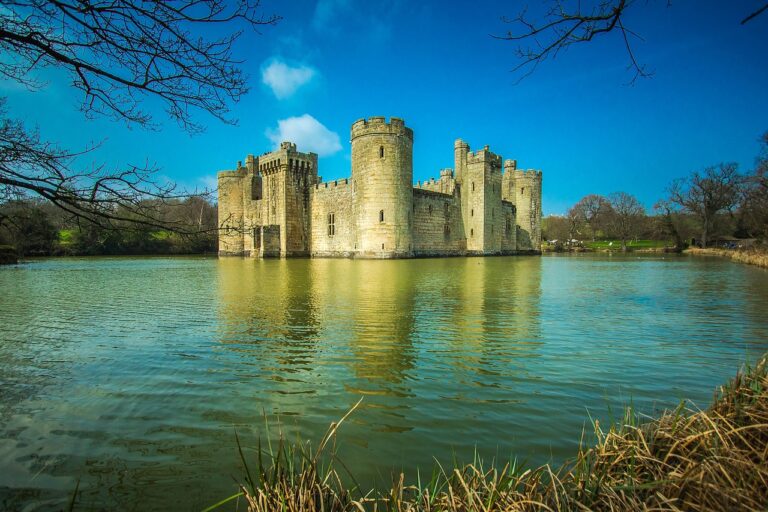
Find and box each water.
[1,254,767,510]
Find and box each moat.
[1,254,767,510]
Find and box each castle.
[217,116,542,258]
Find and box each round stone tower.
[513,169,543,252]
[351,116,413,257]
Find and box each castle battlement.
[314,178,351,190]
[514,169,543,179]
[350,116,413,140]
[466,145,502,167]
[217,116,542,259]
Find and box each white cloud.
[261,59,316,99]
[312,0,351,33]
[265,115,341,157]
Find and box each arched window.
[379,210,384,222]
[379,146,385,158]
[521,187,525,194]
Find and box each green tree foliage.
[0,197,217,256]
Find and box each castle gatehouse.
[217,116,542,258]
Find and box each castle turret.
[454,139,469,184]
[351,116,413,257]
[217,166,247,255]
[514,169,542,251]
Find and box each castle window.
[471,209,474,217]
[379,210,384,222]
[379,146,385,158]
[521,187,525,194]
[470,228,474,237]
[444,225,450,239]
[492,209,494,219]
[382,243,385,250]
[428,204,433,215]
[472,182,475,192]
[444,204,449,218]
[506,217,512,236]
[328,212,335,236]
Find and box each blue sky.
[4,0,768,215]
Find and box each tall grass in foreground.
[213,355,768,511]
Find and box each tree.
[668,163,743,247]
[605,191,644,251]
[0,199,59,255]
[498,1,768,82]
[542,215,570,242]
[571,194,611,241]
[653,199,689,251]
[0,1,278,233]
[739,132,768,240]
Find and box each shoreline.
[217,354,768,512]
[685,247,768,269]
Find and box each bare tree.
[740,131,768,239]
[565,206,583,242]
[653,199,687,250]
[497,1,768,82]
[606,191,644,251]
[571,194,611,241]
[668,163,742,247]
[0,0,278,232]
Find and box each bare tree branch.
[1,0,280,132]
[0,1,279,237]
[498,1,767,82]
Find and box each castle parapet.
[350,116,413,141]
[467,146,502,167]
[514,169,543,179]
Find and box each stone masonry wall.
[351,117,414,257]
[218,169,245,255]
[501,201,517,253]
[310,179,356,257]
[412,189,464,255]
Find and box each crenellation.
[217,116,542,258]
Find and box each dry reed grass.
[212,355,768,512]
[686,247,768,269]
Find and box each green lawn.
[584,239,671,250]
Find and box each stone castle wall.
[412,189,465,255]
[217,116,542,259]
[309,179,356,257]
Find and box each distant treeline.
[0,197,217,257]
[543,134,768,251]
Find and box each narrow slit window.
[379,210,384,222]
[472,182,475,192]
[379,146,385,158]
[470,228,474,237]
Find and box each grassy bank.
[216,355,768,512]
[686,247,768,269]
[584,239,671,251]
